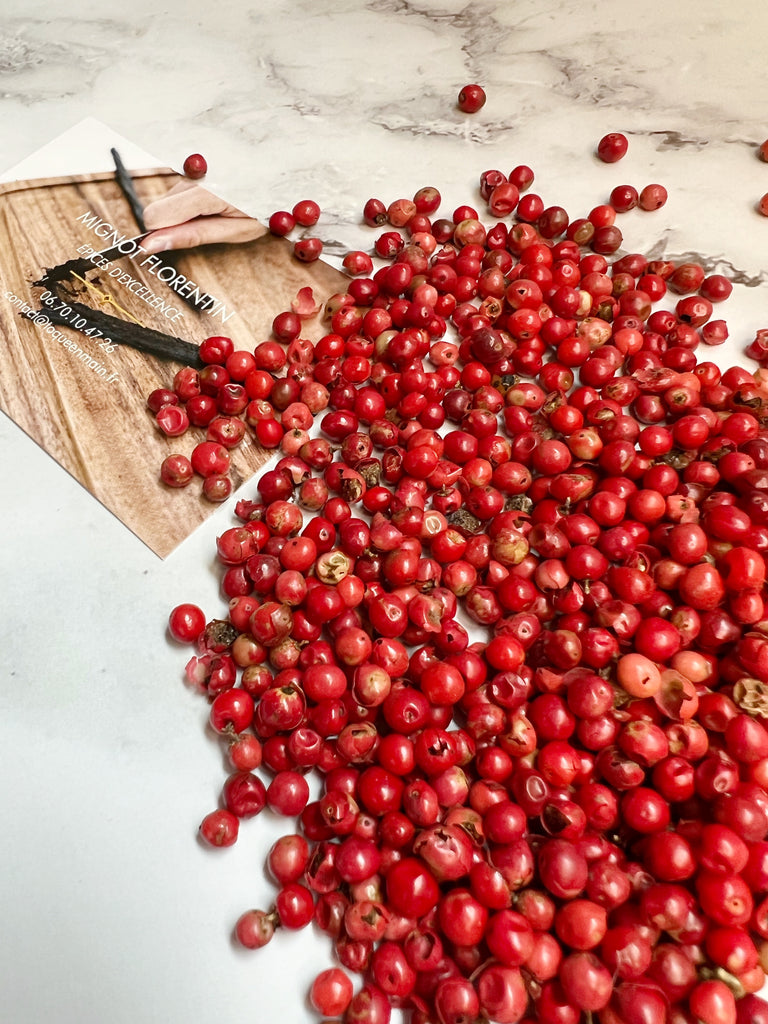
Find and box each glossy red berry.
[596,133,628,163]
[182,153,207,178]
[168,603,206,643]
[457,84,486,113]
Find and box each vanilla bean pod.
[34,245,138,289]
[29,302,202,366]
[35,253,215,317]
[111,148,147,233]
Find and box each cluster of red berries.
[268,199,324,262]
[161,154,768,1024]
[595,132,768,216]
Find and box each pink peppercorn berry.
[596,133,628,163]
[160,454,194,488]
[168,603,206,643]
[293,238,323,262]
[639,183,668,210]
[199,808,239,847]
[182,153,207,179]
[292,199,321,227]
[191,441,231,478]
[203,474,233,502]
[156,405,189,437]
[235,909,275,949]
[269,211,296,236]
[457,84,486,113]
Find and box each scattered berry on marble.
[457,83,487,113]
[596,132,629,163]
[292,199,321,227]
[639,182,669,210]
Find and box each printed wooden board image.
[0,166,347,557]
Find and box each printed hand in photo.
[142,181,263,253]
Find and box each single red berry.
[689,979,737,1024]
[202,474,233,502]
[509,165,534,190]
[234,909,275,949]
[147,387,178,413]
[293,237,323,262]
[700,273,733,302]
[182,153,207,179]
[168,603,206,643]
[156,405,189,437]
[457,84,486,113]
[275,882,314,928]
[160,454,193,488]
[639,183,668,210]
[386,857,440,917]
[610,184,639,211]
[199,335,234,364]
[309,968,354,1016]
[343,250,374,276]
[363,198,387,226]
[268,210,295,236]
[596,133,628,163]
[191,441,231,478]
[199,808,239,847]
[222,770,266,817]
[206,415,245,448]
[272,311,301,342]
[292,199,321,226]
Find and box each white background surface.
[2,3,768,1022]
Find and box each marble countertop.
[2,2,768,1022]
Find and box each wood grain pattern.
[0,168,349,557]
